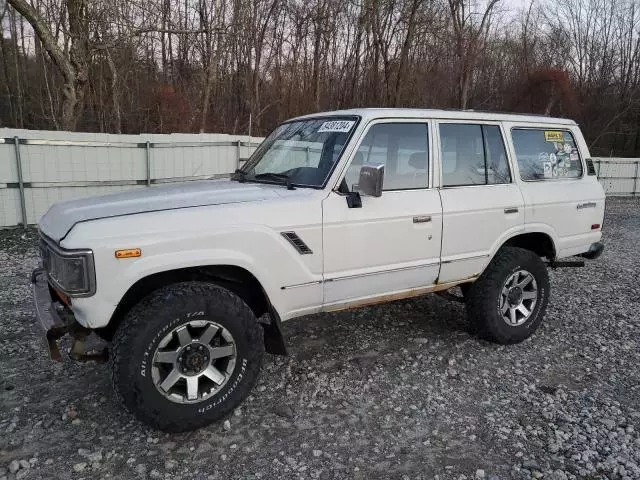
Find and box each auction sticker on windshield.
[318,120,355,133]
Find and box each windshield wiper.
[253,172,296,190]
[231,169,247,182]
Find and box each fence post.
[13,136,28,229]
[145,141,151,186]
[236,140,241,169]
[634,161,639,197]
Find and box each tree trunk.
[393,0,420,106]
[8,0,88,130]
[8,7,24,127]
[0,13,17,127]
[200,60,216,133]
[105,50,122,133]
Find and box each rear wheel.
[110,281,263,432]
[465,247,550,344]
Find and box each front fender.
[65,222,323,329]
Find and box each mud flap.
[263,309,288,356]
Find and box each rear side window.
[440,123,511,187]
[511,128,583,181]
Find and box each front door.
[322,121,443,308]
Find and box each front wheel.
[465,247,550,344]
[109,281,264,432]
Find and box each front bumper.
[31,268,69,361]
[32,268,106,362]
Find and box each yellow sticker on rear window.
[544,131,564,142]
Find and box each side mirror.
[357,163,384,197]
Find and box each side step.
[548,259,585,268]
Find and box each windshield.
[238,117,359,188]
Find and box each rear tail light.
[591,224,601,230]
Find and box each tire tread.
[109,281,263,432]
[465,247,549,345]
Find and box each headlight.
[40,235,95,296]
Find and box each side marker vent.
[281,231,313,255]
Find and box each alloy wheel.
[151,320,236,404]
[499,270,538,327]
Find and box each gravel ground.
[1,197,639,480]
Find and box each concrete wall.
[1,128,638,227]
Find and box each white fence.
[0,129,261,227]
[0,128,638,228]
[593,158,640,196]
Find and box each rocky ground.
[0,197,639,480]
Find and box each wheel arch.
[500,231,557,260]
[479,229,557,278]
[96,265,287,355]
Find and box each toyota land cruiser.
[32,109,605,431]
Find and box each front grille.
[39,237,51,273]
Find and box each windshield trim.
[238,115,362,190]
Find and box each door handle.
[577,202,597,210]
[504,207,519,214]
[413,216,432,223]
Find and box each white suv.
[32,109,605,431]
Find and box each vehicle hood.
[39,179,286,242]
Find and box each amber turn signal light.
[115,248,142,259]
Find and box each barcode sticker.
[318,120,355,133]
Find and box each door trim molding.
[280,260,442,290]
[280,280,323,291]
[325,260,441,283]
[440,253,489,265]
[280,254,491,290]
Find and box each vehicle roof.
[291,108,577,126]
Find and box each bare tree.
[448,0,501,108]
[0,0,638,157]
[7,0,89,130]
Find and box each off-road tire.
[465,247,550,344]
[109,281,264,432]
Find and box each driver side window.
[344,123,429,191]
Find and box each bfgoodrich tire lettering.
[110,281,264,432]
[465,247,550,345]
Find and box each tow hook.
[68,322,109,363]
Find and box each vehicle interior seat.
[384,151,428,190]
[442,136,484,186]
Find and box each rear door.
[436,121,524,283]
[506,124,605,258]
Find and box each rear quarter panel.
[503,122,605,259]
